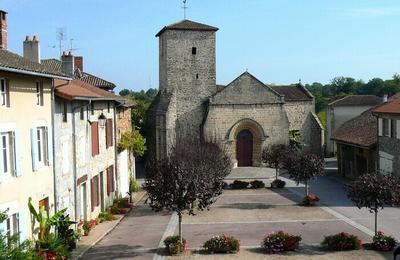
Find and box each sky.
[1,0,400,92]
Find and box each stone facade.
[54,99,117,221]
[148,20,324,165]
[116,105,132,140]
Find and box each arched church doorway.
[236,129,253,166]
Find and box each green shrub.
[203,235,240,253]
[230,180,249,189]
[372,231,396,251]
[129,177,140,193]
[262,231,302,254]
[250,180,265,189]
[163,236,186,255]
[36,234,70,259]
[321,232,362,251]
[98,212,115,223]
[270,179,286,188]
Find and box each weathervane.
[182,0,188,19]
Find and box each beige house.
[0,10,70,240]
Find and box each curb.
[74,192,147,259]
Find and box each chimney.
[61,51,75,76]
[23,35,41,63]
[0,10,7,49]
[383,94,388,103]
[74,56,83,71]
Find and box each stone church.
[148,20,324,167]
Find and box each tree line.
[305,74,400,112]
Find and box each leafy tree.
[262,144,290,180]
[117,129,146,157]
[346,173,400,235]
[119,89,132,97]
[286,152,325,196]
[317,111,327,128]
[289,130,304,150]
[144,140,232,243]
[357,78,384,95]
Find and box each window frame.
[36,81,44,106]
[6,213,19,243]
[62,102,68,123]
[383,118,389,137]
[391,119,396,138]
[0,78,9,107]
[1,131,15,177]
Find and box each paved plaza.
[81,166,399,259]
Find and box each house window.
[105,119,113,148]
[192,47,197,55]
[91,103,95,115]
[36,127,47,165]
[80,107,84,120]
[39,197,49,216]
[36,81,44,106]
[91,175,100,211]
[62,102,68,123]
[107,165,114,195]
[1,132,15,176]
[5,213,19,241]
[382,118,389,137]
[391,120,396,138]
[1,78,9,107]
[91,122,99,156]
[107,101,110,113]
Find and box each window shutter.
[91,122,99,156]
[14,131,22,177]
[30,128,38,172]
[46,126,53,166]
[378,118,382,136]
[18,211,26,242]
[397,120,400,139]
[90,178,94,211]
[5,79,10,107]
[105,120,109,149]
[388,120,391,137]
[109,119,113,147]
[0,217,6,234]
[96,177,100,206]
[111,166,115,192]
[106,168,110,195]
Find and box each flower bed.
[262,231,302,254]
[321,232,362,251]
[270,179,286,188]
[372,231,397,251]
[203,235,240,253]
[250,180,265,189]
[302,193,319,206]
[164,235,186,255]
[230,180,249,189]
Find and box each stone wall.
[116,106,132,140]
[204,104,289,166]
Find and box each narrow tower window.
[196,74,199,79]
[192,47,197,55]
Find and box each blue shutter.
[0,216,6,234]
[30,128,38,172]
[14,131,22,177]
[18,211,27,242]
[46,126,53,166]
[0,135,4,183]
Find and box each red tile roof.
[331,108,377,148]
[372,99,400,114]
[54,79,122,101]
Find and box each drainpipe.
[51,79,57,214]
[72,100,91,222]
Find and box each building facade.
[148,19,324,166]
[0,10,69,239]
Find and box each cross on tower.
[182,0,188,19]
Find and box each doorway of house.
[236,129,253,166]
[100,171,105,211]
[80,183,87,220]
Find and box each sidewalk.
[71,191,146,259]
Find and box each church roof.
[271,85,313,101]
[156,19,219,37]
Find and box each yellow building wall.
[0,71,54,240]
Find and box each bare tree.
[346,173,400,235]
[144,140,232,243]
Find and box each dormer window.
[192,47,197,55]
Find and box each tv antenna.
[182,0,188,19]
[68,38,79,53]
[56,27,67,56]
